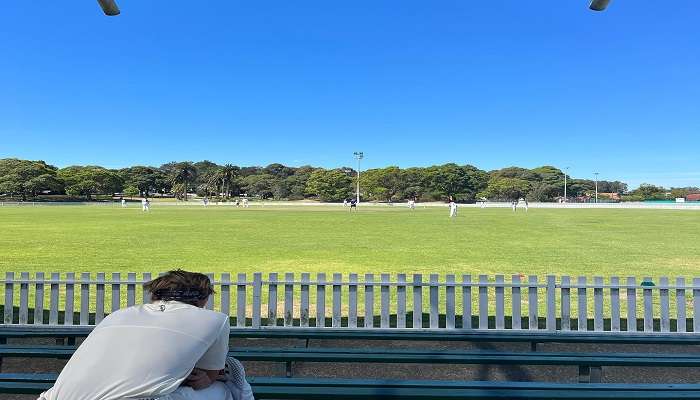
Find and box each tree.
[0,158,63,200]
[526,183,560,202]
[399,167,426,200]
[242,174,276,199]
[478,177,531,201]
[360,167,403,202]
[423,164,488,202]
[630,183,667,200]
[168,162,198,200]
[263,163,295,179]
[305,169,352,202]
[58,166,123,200]
[211,164,240,199]
[123,185,139,199]
[119,166,164,197]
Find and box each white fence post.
[221,273,231,319]
[237,273,247,327]
[252,273,262,328]
[19,272,29,325]
[317,273,327,328]
[142,272,152,304]
[462,275,472,330]
[445,274,455,329]
[593,277,603,332]
[660,277,670,333]
[34,272,45,325]
[95,273,105,324]
[348,274,358,328]
[560,276,570,331]
[577,276,587,331]
[495,275,505,330]
[205,273,214,310]
[676,277,686,332]
[267,273,278,327]
[111,273,121,314]
[429,274,439,329]
[284,273,294,327]
[3,272,14,324]
[49,273,59,325]
[545,276,556,331]
[512,275,521,330]
[627,277,637,332]
[610,277,620,332]
[332,273,342,328]
[364,274,374,328]
[301,273,310,328]
[126,273,137,308]
[397,274,407,329]
[380,274,390,329]
[528,276,538,330]
[80,272,90,325]
[413,274,423,329]
[65,272,75,325]
[643,276,653,332]
[479,275,488,330]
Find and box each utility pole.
[594,172,599,203]
[353,152,364,204]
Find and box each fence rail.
[2,272,699,334]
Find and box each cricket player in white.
[449,200,457,218]
[38,270,253,400]
[142,198,149,212]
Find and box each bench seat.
[3,374,700,398]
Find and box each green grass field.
[1,205,699,278]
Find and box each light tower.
[353,152,364,204]
[564,167,570,203]
[594,172,599,203]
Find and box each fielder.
[449,200,457,218]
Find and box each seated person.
[39,269,253,400]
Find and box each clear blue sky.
[1,1,698,189]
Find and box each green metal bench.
[3,344,700,383]
[3,374,700,399]
[4,326,700,347]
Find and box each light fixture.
[97,0,120,16]
[589,0,611,11]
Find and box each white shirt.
[41,301,230,400]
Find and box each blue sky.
[1,1,698,189]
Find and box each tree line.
[4,157,690,203]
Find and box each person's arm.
[187,318,230,390]
[184,368,220,390]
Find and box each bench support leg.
[578,365,603,383]
[285,361,293,378]
[0,337,5,372]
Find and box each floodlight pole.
[594,172,599,203]
[564,167,570,203]
[353,152,364,204]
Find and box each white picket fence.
[2,272,699,333]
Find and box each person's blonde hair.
[144,269,214,306]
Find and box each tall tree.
[58,166,123,200]
[169,162,198,200]
[0,159,63,200]
[305,169,352,202]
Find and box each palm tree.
[210,164,239,199]
[170,162,197,200]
